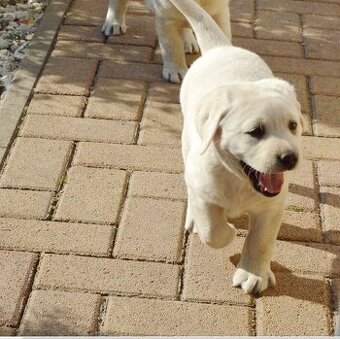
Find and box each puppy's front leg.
[188,188,236,248]
[155,19,188,83]
[102,0,128,36]
[232,209,283,295]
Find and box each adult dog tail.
[169,0,231,54]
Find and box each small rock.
[0,37,10,49]
[25,33,34,41]
[15,10,30,19]
[3,4,15,13]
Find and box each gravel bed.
[0,0,49,99]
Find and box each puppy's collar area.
[240,160,284,197]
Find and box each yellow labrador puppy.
[169,0,303,294]
[102,0,231,83]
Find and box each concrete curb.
[0,0,72,165]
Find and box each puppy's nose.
[277,152,298,170]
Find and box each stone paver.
[20,115,137,144]
[128,171,186,201]
[0,0,339,336]
[0,138,72,191]
[19,290,101,335]
[35,254,180,299]
[85,78,146,121]
[103,296,251,336]
[55,166,127,224]
[74,143,183,173]
[114,197,185,262]
[0,189,52,219]
[138,101,182,146]
[0,251,38,327]
[0,218,113,256]
[27,94,86,117]
[35,57,98,96]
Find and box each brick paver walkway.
[0,0,340,336]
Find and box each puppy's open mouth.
[240,161,284,197]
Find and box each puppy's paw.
[102,20,127,36]
[199,222,236,249]
[232,267,276,295]
[182,29,200,54]
[162,64,188,83]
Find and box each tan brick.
[27,94,86,117]
[0,326,14,335]
[304,28,340,61]
[0,218,112,256]
[313,95,340,137]
[320,186,340,245]
[272,240,339,276]
[318,160,340,187]
[99,61,163,82]
[55,166,126,224]
[114,197,185,262]
[58,25,105,43]
[19,290,100,335]
[263,56,340,77]
[74,143,183,173]
[0,189,52,219]
[286,159,317,212]
[302,136,340,160]
[107,15,157,47]
[65,0,151,26]
[52,41,152,64]
[303,14,340,30]
[257,273,331,336]
[257,0,340,16]
[35,254,180,298]
[148,82,180,103]
[230,0,254,22]
[0,251,38,326]
[234,37,303,58]
[231,21,253,38]
[20,115,137,144]
[138,101,182,146]
[183,235,251,305]
[279,210,322,242]
[311,76,340,96]
[255,10,302,42]
[85,78,146,120]
[0,138,72,191]
[35,57,98,96]
[0,148,5,162]
[103,296,251,336]
[128,171,186,200]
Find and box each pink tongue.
[258,173,284,194]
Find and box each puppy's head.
[196,78,303,197]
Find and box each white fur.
[102,0,231,83]
[170,0,303,295]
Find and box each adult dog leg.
[102,0,128,36]
[232,209,283,294]
[188,188,236,248]
[155,19,188,83]
[213,12,232,42]
[181,27,199,54]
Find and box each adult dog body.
[102,0,231,83]
[169,0,303,294]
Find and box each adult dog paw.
[162,65,188,83]
[102,20,127,36]
[232,267,276,295]
[182,29,200,54]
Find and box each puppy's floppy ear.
[195,88,231,155]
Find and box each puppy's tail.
[169,0,231,54]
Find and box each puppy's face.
[197,79,303,197]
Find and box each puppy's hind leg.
[188,188,236,248]
[102,0,128,36]
[155,19,188,83]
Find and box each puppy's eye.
[247,125,265,139]
[289,121,298,132]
